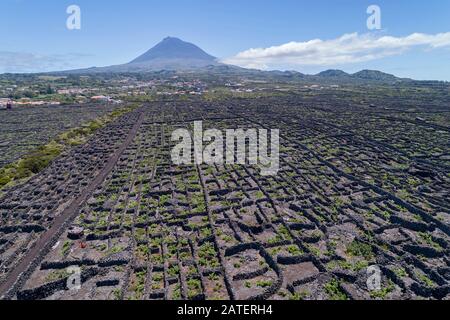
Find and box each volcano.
[130,37,216,64]
[65,37,222,73]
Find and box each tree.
[46,85,54,95]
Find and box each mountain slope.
[130,37,216,63]
[317,69,350,78]
[352,69,399,81]
[312,69,411,83]
[59,37,221,73]
[124,37,220,71]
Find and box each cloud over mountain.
[222,32,450,70]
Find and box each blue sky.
[1,0,450,80]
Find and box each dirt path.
[0,108,144,299]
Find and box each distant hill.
[314,69,411,83]
[317,69,350,78]
[352,69,400,81]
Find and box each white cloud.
[222,32,450,70]
[0,52,93,73]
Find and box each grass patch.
[256,280,273,288]
[323,279,348,300]
[370,281,395,299]
[346,240,374,260]
[46,269,70,282]
[61,240,72,256]
[290,290,310,300]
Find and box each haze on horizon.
[1,0,450,80]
